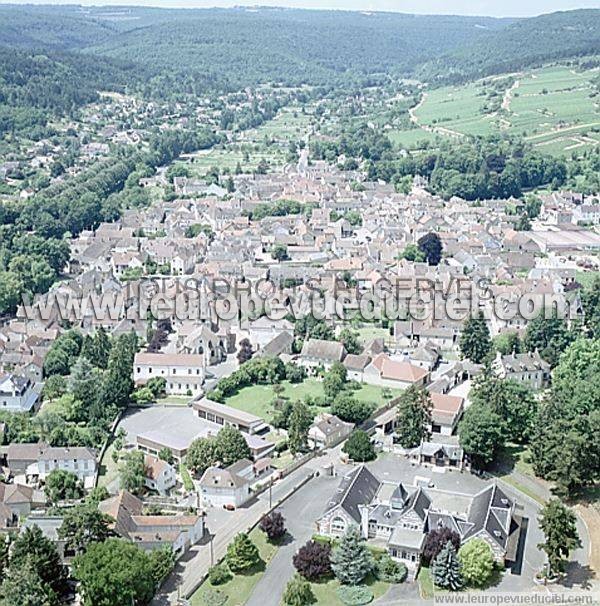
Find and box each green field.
[396,64,600,156]
[222,379,399,422]
[414,81,499,137]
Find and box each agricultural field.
[394,64,600,156]
[413,81,500,138]
[182,106,313,177]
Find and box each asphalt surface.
[245,471,342,606]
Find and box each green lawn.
[417,566,435,599]
[309,574,390,605]
[191,528,279,606]
[222,379,399,422]
[355,326,392,347]
[179,463,195,492]
[156,395,192,406]
[97,440,119,490]
[181,105,313,178]
[576,270,600,290]
[492,445,546,505]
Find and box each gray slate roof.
[324,465,381,524]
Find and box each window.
[332,517,346,534]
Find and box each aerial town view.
[0,1,598,605]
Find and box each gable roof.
[301,338,345,362]
[323,465,381,524]
[464,483,514,549]
[378,357,429,383]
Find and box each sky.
[0,0,598,17]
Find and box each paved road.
[245,472,342,606]
[152,464,315,605]
[153,448,597,605]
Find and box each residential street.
[245,471,342,606]
[152,463,315,605]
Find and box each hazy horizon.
[0,0,598,18]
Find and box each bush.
[312,534,337,546]
[336,585,374,606]
[275,440,289,453]
[342,430,376,462]
[282,574,315,606]
[376,554,407,583]
[208,563,231,586]
[202,588,228,606]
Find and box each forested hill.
[0,5,598,91]
[87,9,511,86]
[419,9,600,84]
[0,46,143,107]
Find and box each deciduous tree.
[186,437,216,475]
[417,232,442,265]
[215,426,251,467]
[342,430,375,462]
[458,539,495,587]
[259,511,286,542]
[58,504,112,554]
[119,449,146,495]
[72,538,157,606]
[538,500,581,576]
[44,469,84,503]
[459,403,504,468]
[422,527,460,566]
[293,540,332,581]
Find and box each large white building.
[133,352,205,396]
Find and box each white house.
[198,465,251,509]
[0,374,42,413]
[492,351,551,390]
[35,446,97,488]
[134,352,205,396]
[144,454,176,495]
[100,490,204,557]
[299,338,346,373]
[308,413,354,449]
